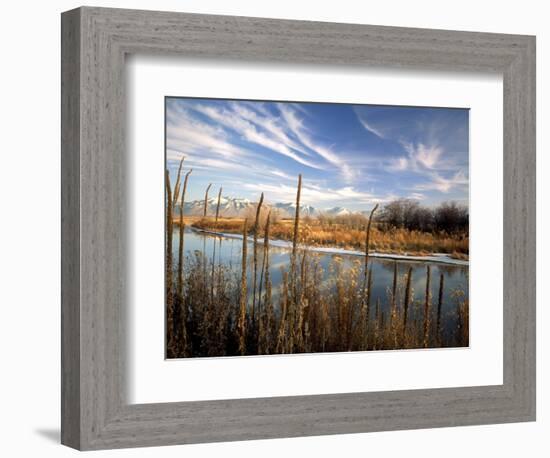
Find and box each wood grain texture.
[61,7,81,449]
[61,6,536,450]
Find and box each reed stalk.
[403,266,413,331]
[172,156,185,210]
[436,273,445,345]
[203,183,212,217]
[237,219,248,355]
[423,265,431,347]
[252,192,264,322]
[176,169,192,299]
[391,261,398,348]
[292,175,302,259]
[363,204,379,279]
[276,271,289,353]
[289,174,302,351]
[258,211,272,354]
[365,268,373,349]
[257,211,271,316]
[165,169,174,354]
[215,187,222,222]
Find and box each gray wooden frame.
[61,6,536,451]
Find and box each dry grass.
[166,172,469,358]
[188,216,469,259]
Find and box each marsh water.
[172,227,469,342]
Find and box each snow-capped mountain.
[181,196,253,217]
[178,196,356,219]
[272,202,317,218]
[322,206,353,217]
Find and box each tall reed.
[166,170,468,358]
[165,170,173,297]
[362,268,373,349]
[276,271,289,354]
[258,211,272,354]
[252,192,264,321]
[423,265,431,347]
[363,204,379,279]
[390,261,398,347]
[215,187,222,222]
[203,183,212,217]
[403,266,413,331]
[288,174,302,352]
[292,174,302,259]
[237,219,248,355]
[172,157,185,210]
[436,273,445,344]
[176,168,192,299]
[165,169,175,354]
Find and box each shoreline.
[190,227,469,267]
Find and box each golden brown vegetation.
[165,168,469,358]
[189,216,468,259]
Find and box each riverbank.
[190,227,469,267]
[179,216,468,262]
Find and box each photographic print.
[165,98,469,359]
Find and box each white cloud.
[356,115,386,139]
[191,103,324,170]
[415,170,468,193]
[388,157,409,171]
[277,104,355,181]
[241,181,391,207]
[166,105,248,159]
[413,144,442,169]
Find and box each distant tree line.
[379,199,468,234]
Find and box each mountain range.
[178,196,359,218]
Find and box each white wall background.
[0,0,546,456]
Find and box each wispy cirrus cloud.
[355,109,386,139]
[166,98,469,208]
[167,105,249,160]
[190,103,324,170]
[277,104,355,182]
[240,181,396,207]
[401,142,443,170]
[354,106,469,197]
[414,170,469,193]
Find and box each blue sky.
[166,98,469,211]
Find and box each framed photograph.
[61,6,535,450]
[163,97,470,359]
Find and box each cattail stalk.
[251,192,264,322]
[176,169,192,299]
[237,219,248,355]
[436,273,445,344]
[363,204,379,280]
[403,266,413,331]
[391,262,398,311]
[365,268,373,349]
[276,271,289,353]
[172,156,185,210]
[292,175,302,259]
[423,265,431,347]
[203,183,212,217]
[289,174,302,351]
[390,261,398,348]
[215,187,222,222]
[258,211,272,353]
[165,170,174,354]
[257,211,271,314]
